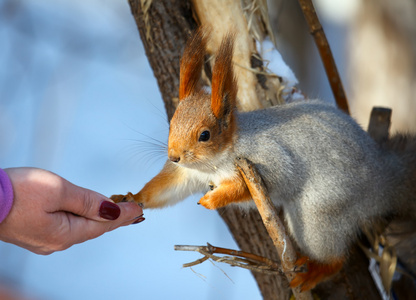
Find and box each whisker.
[121,122,169,147]
[125,148,166,170]
[125,133,168,148]
[117,136,168,169]
[125,139,168,152]
[140,97,170,128]
[191,155,217,172]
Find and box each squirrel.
[111,29,416,291]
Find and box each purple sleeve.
[0,168,14,223]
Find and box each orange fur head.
[169,29,238,172]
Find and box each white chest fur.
[180,150,239,190]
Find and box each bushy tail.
[384,133,416,169]
[384,133,416,153]
[383,133,416,215]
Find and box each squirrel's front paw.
[198,193,222,210]
[110,192,135,203]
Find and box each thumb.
[60,181,122,222]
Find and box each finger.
[62,204,144,247]
[58,179,143,222]
[92,202,144,234]
[62,214,118,247]
[113,202,144,225]
[58,182,122,222]
[118,215,146,227]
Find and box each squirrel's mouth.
[175,159,218,174]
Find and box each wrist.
[0,168,14,223]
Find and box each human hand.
[0,167,143,255]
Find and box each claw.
[208,181,216,191]
[110,192,136,204]
[290,258,344,291]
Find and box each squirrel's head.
[168,29,237,171]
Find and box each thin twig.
[235,157,313,300]
[174,243,283,275]
[207,243,280,267]
[298,0,349,114]
[234,61,281,78]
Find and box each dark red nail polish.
[132,217,145,224]
[99,201,121,220]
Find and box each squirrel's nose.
[168,148,181,163]
[169,155,180,163]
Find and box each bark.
[127,0,381,298]
[129,0,197,121]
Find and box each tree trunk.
[127,0,381,298]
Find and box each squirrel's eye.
[199,130,211,142]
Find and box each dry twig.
[174,243,282,275]
[235,157,313,300]
[298,0,349,114]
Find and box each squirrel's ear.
[211,33,237,120]
[179,28,208,100]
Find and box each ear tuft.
[179,28,209,100]
[211,33,237,119]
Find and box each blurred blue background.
[0,0,360,299]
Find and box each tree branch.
[174,243,283,274]
[235,157,313,299]
[298,0,349,114]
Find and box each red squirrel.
[112,29,416,291]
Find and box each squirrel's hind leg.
[290,257,344,292]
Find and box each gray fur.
[233,100,409,262]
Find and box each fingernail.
[99,201,121,220]
[132,217,145,224]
